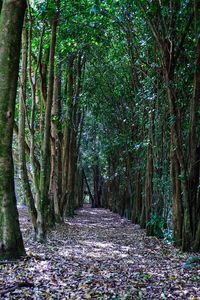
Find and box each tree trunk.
[93,162,101,208]
[38,12,58,241]
[61,55,74,216]
[67,53,84,214]
[144,142,153,227]
[132,171,142,224]
[66,127,76,216]
[83,169,94,205]
[0,0,26,259]
[170,147,183,247]
[18,22,37,233]
[49,66,62,223]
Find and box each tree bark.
[19,21,37,233]
[49,66,62,223]
[0,0,26,258]
[61,55,74,216]
[144,142,153,226]
[38,12,58,241]
[82,169,94,205]
[93,162,101,208]
[27,9,42,235]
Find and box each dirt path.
[0,205,199,299]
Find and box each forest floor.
[0,205,200,300]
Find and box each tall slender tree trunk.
[62,55,74,216]
[132,171,142,224]
[49,66,62,223]
[38,12,58,241]
[67,129,76,215]
[170,146,183,246]
[82,169,94,205]
[93,162,101,208]
[67,53,82,216]
[76,168,84,208]
[27,9,44,237]
[67,53,85,214]
[144,143,153,226]
[0,0,26,258]
[19,22,37,233]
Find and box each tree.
[37,1,59,241]
[18,20,37,234]
[0,0,26,258]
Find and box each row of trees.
[0,0,199,259]
[0,0,88,258]
[81,0,200,252]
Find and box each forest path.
[1,205,199,299]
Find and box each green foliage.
[163,229,173,244]
[184,256,200,269]
[146,214,167,239]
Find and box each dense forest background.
[0,0,200,260]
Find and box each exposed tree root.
[0,281,34,297]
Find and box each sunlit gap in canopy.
[29,0,46,9]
